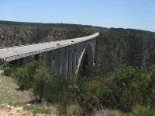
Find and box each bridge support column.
[55,49,61,73]
[60,48,63,73]
[64,47,69,77]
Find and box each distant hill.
[1,21,155,74]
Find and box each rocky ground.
[0,103,57,116]
[0,104,31,116]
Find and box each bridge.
[0,33,99,75]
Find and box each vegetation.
[3,61,155,115]
[33,65,50,102]
[129,106,155,116]
[100,65,155,111]
[15,61,40,90]
[3,65,13,76]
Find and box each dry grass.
[0,74,33,105]
[104,109,123,116]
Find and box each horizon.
[1,20,155,33]
[0,0,155,32]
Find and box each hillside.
[1,21,155,74]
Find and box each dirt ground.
[0,103,57,116]
[0,104,31,116]
[0,74,33,104]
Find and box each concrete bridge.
[0,33,99,75]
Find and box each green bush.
[44,74,71,104]
[130,106,155,116]
[16,61,40,90]
[75,77,104,114]
[3,65,13,76]
[77,93,100,115]
[32,67,75,108]
[33,65,50,102]
[84,80,104,97]
[101,65,153,111]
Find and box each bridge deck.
[0,33,99,62]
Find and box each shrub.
[76,78,104,114]
[3,65,13,76]
[16,67,29,89]
[77,93,100,115]
[44,74,70,104]
[33,65,50,102]
[33,67,75,108]
[16,61,40,90]
[85,80,104,97]
[130,106,155,116]
[101,65,152,111]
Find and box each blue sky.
[0,0,155,32]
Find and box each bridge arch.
[75,42,94,76]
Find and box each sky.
[0,0,155,32]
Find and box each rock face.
[1,21,155,74]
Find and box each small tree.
[33,65,50,102]
[16,67,29,89]
[16,60,40,90]
[3,65,13,76]
[101,65,152,111]
[44,74,69,103]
